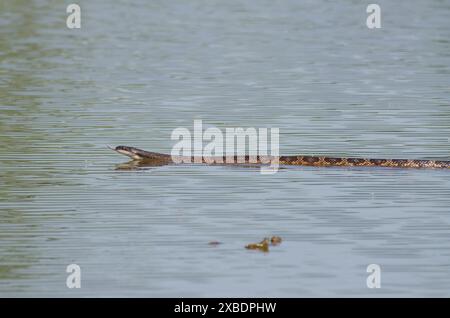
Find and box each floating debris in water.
[270,236,282,245]
[208,241,222,246]
[245,236,282,252]
[245,238,270,252]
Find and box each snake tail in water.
[110,145,450,169]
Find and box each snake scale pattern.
[112,146,450,169]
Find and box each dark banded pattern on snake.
[111,146,450,169]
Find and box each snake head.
[109,145,148,160]
[109,145,172,162]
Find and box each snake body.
[112,145,450,169]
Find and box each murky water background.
[1,0,449,297]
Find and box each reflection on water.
[0,0,449,297]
